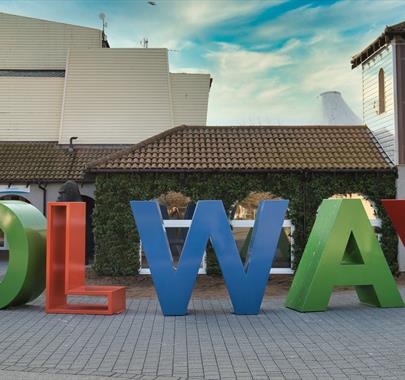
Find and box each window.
[0,195,31,251]
[378,68,385,114]
[0,195,31,279]
[138,192,294,275]
[138,192,207,274]
[232,192,294,274]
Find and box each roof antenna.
[142,0,156,47]
[98,12,108,34]
[140,37,149,48]
[98,12,109,47]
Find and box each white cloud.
[107,0,283,50]
[256,85,290,102]
[205,42,294,125]
[206,43,291,75]
[172,67,211,74]
[205,31,364,125]
[206,0,405,125]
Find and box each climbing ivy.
[92,171,398,276]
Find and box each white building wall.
[362,45,396,161]
[0,183,95,214]
[0,13,102,69]
[0,77,64,141]
[0,14,212,144]
[170,73,211,126]
[59,48,175,144]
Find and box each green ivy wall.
[92,171,398,276]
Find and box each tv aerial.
[140,38,149,48]
[98,12,108,33]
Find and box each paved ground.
[0,291,404,379]
[86,272,296,299]
[86,271,405,299]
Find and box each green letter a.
[285,199,403,312]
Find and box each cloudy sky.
[0,0,404,124]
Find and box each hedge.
[92,171,398,276]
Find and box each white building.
[352,21,405,271]
[0,12,211,210]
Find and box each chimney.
[318,91,362,125]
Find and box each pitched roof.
[352,21,405,69]
[0,12,102,33]
[0,142,124,183]
[88,125,393,173]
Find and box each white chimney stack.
[318,91,362,125]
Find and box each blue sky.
[1,0,404,124]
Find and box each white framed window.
[230,219,294,274]
[0,231,7,251]
[138,219,207,274]
[0,192,31,252]
[138,219,294,275]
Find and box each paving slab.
[0,290,404,379]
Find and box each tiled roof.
[352,21,405,68]
[88,125,393,172]
[386,21,405,35]
[0,142,124,183]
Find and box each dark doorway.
[82,195,95,265]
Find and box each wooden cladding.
[395,43,405,164]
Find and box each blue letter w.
[130,200,288,315]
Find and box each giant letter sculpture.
[381,200,405,246]
[285,199,403,312]
[46,202,126,315]
[131,200,288,315]
[0,200,46,308]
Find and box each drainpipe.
[68,136,78,179]
[38,183,47,216]
[303,170,309,238]
[69,136,78,153]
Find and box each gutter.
[38,183,47,216]
[86,167,396,174]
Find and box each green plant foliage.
[92,171,398,276]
